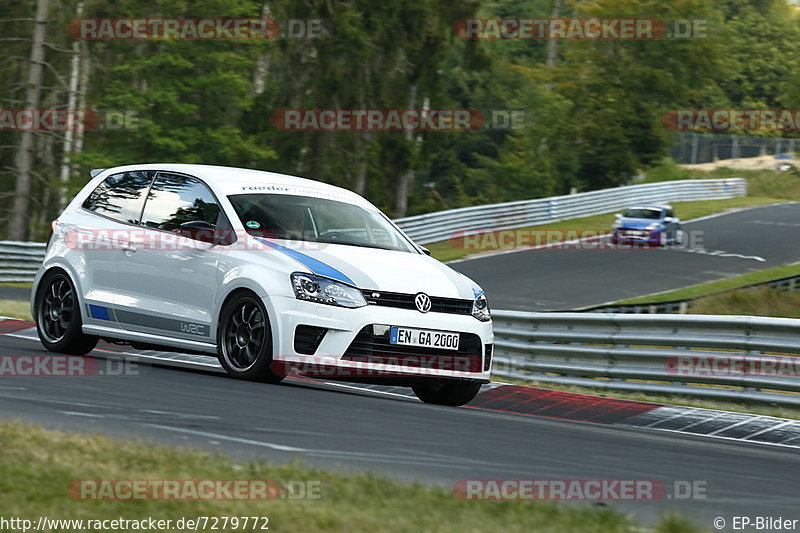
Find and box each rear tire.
[217,292,285,383]
[35,270,97,355]
[412,380,482,406]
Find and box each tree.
[7,0,49,241]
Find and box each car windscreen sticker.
[246,220,261,229]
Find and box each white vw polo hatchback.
[32,164,493,405]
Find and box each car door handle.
[121,242,137,254]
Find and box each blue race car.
[611,204,682,246]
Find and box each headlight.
[646,223,661,231]
[472,293,491,322]
[291,273,366,308]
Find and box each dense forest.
[1,0,798,240]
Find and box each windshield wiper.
[315,239,395,251]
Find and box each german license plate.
[389,327,460,350]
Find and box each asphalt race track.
[0,333,798,527]
[453,203,800,311]
[0,285,30,301]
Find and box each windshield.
[622,208,662,220]
[228,193,416,253]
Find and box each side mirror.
[179,220,216,243]
[420,246,432,256]
[663,217,673,223]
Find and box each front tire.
[217,292,284,383]
[412,380,482,406]
[35,270,97,355]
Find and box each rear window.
[82,171,155,224]
[140,173,220,231]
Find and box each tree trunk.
[72,40,91,160]
[393,84,417,217]
[353,131,371,195]
[253,3,271,95]
[546,0,562,68]
[59,1,83,209]
[7,0,50,241]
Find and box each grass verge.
[497,379,800,421]
[0,420,698,533]
[428,196,780,263]
[616,263,800,305]
[0,299,32,321]
[690,286,800,320]
[0,281,33,288]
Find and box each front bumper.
[266,295,494,382]
[613,228,660,243]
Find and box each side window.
[81,171,154,224]
[140,173,220,231]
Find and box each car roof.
[625,204,671,210]
[95,163,374,209]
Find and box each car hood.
[619,217,662,230]
[248,238,479,299]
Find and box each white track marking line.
[706,417,767,436]
[59,411,105,418]
[741,420,797,440]
[146,424,307,452]
[145,424,516,469]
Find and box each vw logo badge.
[414,292,432,313]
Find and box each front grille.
[294,325,327,355]
[343,325,483,372]
[360,290,473,315]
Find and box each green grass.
[0,281,33,288]
[690,285,800,320]
[0,420,699,533]
[0,299,32,321]
[428,196,780,263]
[497,379,800,421]
[616,263,800,305]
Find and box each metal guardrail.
[0,241,46,283]
[395,178,746,244]
[580,272,800,314]
[491,310,800,406]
